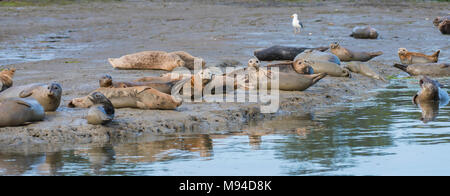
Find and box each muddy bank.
[0,0,448,147]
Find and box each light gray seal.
[0,82,62,112]
[0,98,45,127]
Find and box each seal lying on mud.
[108,51,205,71]
[438,19,450,35]
[266,60,313,75]
[86,92,115,125]
[283,59,350,77]
[99,74,175,94]
[398,48,440,64]
[254,45,329,61]
[330,42,383,62]
[393,63,450,76]
[294,49,341,65]
[413,76,449,104]
[433,16,450,26]
[344,62,386,81]
[68,86,182,110]
[276,72,327,91]
[0,98,45,127]
[350,26,379,39]
[0,83,62,112]
[0,68,15,92]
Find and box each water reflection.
[0,78,449,175]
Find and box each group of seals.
[350,26,379,39]
[69,86,182,110]
[108,51,205,71]
[0,68,15,92]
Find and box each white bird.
[291,13,303,34]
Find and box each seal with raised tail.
[393,63,450,77]
[398,48,440,64]
[330,42,383,62]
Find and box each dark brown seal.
[438,19,450,35]
[254,45,329,61]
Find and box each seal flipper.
[14,99,32,108]
[432,50,440,58]
[19,89,33,98]
[413,94,419,105]
[393,63,408,72]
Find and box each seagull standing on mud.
[291,13,303,34]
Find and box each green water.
[0,78,449,176]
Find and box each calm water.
[0,78,449,176]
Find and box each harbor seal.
[330,42,383,62]
[170,51,206,70]
[433,16,450,26]
[254,45,329,61]
[298,59,350,77]
[398,48,440,64]
[277,72,327,91]
[344,62,386,81]
[438,19,450,35]
[0,68,15,92]
[0,98,45,127]
[266,60,313,74]
[68,86,182,110]
[108,51,185,71]
[0,83,62,112]
[99,74,175,94]
[393,63,450,77]
[86,92,115,125]
[413,76,449,104]
[294,49,341,65]
[350,26,379,39]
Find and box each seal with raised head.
[108,51,185,71]
[433,16,450,26]
[99,74,175,94]
[393,63,450,77]
[413,76,449,104]
[86,92,115,125]
[438,19,450,35]
[0,98,45,127]
[350,26,379,39]
[0,68,15,92]
[344,62,386,81]
[294,49,341,65]
[0,82,62,112]
[276,72,327,91]
[398,48,440,64]
[254,45,329,61]
[68,86,182,110]
[330,42,383,62]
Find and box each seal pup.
[86,92,115,125]
[344,62,386,81]
[0,68,15,92]
[99,74,175,94]
[433,16,450,26]
[68,86,182,110]
[0,83,62,112]
[291,13,304,34]
[329,42,383,62]
[438,19,450,35]
[254,45,329,61]
[413,76,449,105]
[398,48,440,64]
[108,51,185,71]
[350,26,379,39]
[393,63,450,77]
[0,98,45,127]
